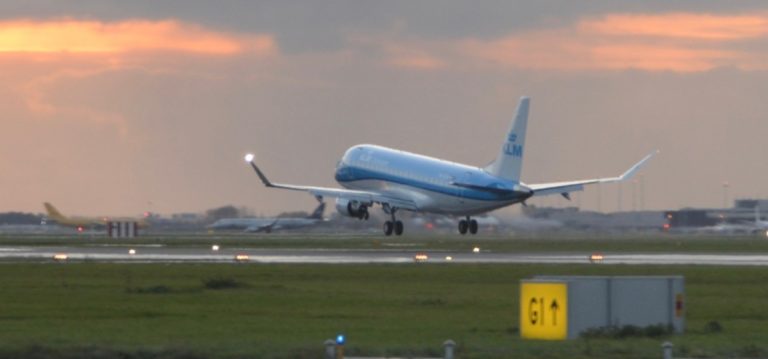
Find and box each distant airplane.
[683,207,768,235]
[748,206,768,230]
[208,202,326,233]
[728,206,768,235]
[245,96,655,236]
[43,202,148,231]
[690,222,757,235]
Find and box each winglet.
[618,150,658,181]
[244,153,274,188]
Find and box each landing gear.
[383,207,404,236]
[469,219,478,234]
[458,220,468,235]
[384,221,394,236]
[357,205,370,220]
[347,201,370,220]
[394,220,404,235]
[458,216,479,235]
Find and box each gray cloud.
[1,1,767,216]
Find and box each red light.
[426,223,434,230]
[77,226,84,232]
[144,212,150,217]
[662,223,671,231]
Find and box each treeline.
[0,212,43,225]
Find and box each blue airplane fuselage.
[334,144,531,215]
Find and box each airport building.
[522,206,665,232]
[664,199,768,229]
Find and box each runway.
[0,245,767,265]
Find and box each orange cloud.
[0,19,273,55]
[590,45,737,72]
[581,13,768,40]
[385,44,445,70]
[387,12,768,73]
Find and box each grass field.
[0,262,766,358]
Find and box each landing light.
[472,247,480,253]
[53,253,68,261]
[445,256,453,261]
[244,153,255,162]
[129,249,136,255]
[765,230,768,238]
[589,252,604,263]
[235,254,250,262]
[212,244,220,251]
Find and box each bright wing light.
[244,153,255,162]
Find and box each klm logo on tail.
[484,96,529,181]
[504,133,523,157]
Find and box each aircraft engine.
[335,198,369,220]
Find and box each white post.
[324,339,336,359]
[662,341,673,359]
[443,339,456,359]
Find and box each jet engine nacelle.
[335,198,369,219]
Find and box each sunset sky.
[1,1,768,216]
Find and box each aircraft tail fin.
[43,202,67,221]
[308,202,326,220]
[484,96,530,182]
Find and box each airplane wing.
[527,151,656,198]
[245,223,281,233]
[245,155,419,211]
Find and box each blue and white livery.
[245,97,655,236]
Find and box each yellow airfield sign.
[520,281,568,340]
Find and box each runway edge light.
[335,334,346,359]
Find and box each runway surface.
[1,245,767,265]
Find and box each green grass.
[3,232,768,254]
[0,263,765,358]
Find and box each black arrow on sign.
[550,300,559,326]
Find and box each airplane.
[244,96,655,236]
[43,202,148,231]
[748,206,768,230]
[732,206,768,235]
[208,201,326,233]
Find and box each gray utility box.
[521,276,684,340]
[107,221,139,238]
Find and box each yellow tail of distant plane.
[43,202,148,229]
[43,202,66,222]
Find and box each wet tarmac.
[0,245,767,265]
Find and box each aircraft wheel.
[458,220,468,235]
[356,205,367,220]
[383,221,394,236]
[469,219,478,234]
[394,220,404,236]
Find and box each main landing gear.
[383,208,403,236]
[458,216,478,235]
